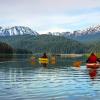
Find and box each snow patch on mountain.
[0,26,38,36]
[48,25,100,37]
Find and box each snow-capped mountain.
[72,25,100,36]
[48,25,100,41]
[48,25,100,37]
[70,25,100,41]
[0,26,39,36]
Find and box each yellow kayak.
[39,58,49,64]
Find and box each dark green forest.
[0,41,32,54]
[0,42,13,54]
[0,34,100,54]
[0,42,13,59]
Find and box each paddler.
[86,53,100,63]
[41,53,48,58]
[41,53,48,67]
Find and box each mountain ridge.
[48,25,100,36]
[0,25,100,42]
[48,25,100,41]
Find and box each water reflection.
[87,67,99,80]
[50,56,56,65]
[0,54,13,62]
[1,56,100,100]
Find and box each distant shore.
[56,54,83,58]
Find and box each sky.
[0,0,100,34]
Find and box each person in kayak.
[41,53,48,58]
[41,53,48,67]
[86,53,99,63]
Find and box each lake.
[0,56,100,100]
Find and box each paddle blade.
[73,61,82,67]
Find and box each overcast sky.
[0,0,100,33]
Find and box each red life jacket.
[88,55,98,63]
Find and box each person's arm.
[86,56,91,63]
[97,58,100,62]
[86,59,88,63]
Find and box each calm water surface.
[0,58,100,100]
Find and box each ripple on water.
[0,61,100,100]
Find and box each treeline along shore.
[0,41,32,61]
[0,34,100,61]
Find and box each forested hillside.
[0,42,13,59]
[0,42,13,54]
[0,35,88,54]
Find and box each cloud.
[0,0,100,14]
[0,0,100,33]
[0,11,100,32]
